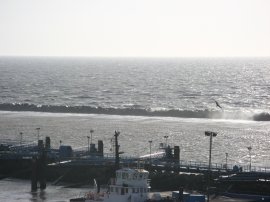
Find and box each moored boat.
[70,168,151,202]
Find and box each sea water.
[0,56,270,164]
[0,57,270,201]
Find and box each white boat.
[70,168,151,202]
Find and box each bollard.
[98,140,104,156]
[31,157,38,191]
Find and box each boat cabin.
[109,168,150,198]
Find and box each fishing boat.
[70,168,152,202]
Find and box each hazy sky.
[0,0,270,57]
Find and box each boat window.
[122,172,129,179]
[121,188,125,195]
[132,188,135,193]
[126,188,128,193]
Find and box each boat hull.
[223,192,270,201]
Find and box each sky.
[0,0,270,57]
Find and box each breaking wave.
[0,103,269,121]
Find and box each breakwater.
[1,103,270,121]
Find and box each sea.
[0,56,270,201]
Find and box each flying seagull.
[215,100,222,109]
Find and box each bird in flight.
[215,100,222,109]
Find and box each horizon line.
[1,55,270,59]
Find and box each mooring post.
[97,179,100,193]
[31,157,38,191]
[114,131,120,170]
[179,186,184,202]
[98,140,104,156]
[31,138,47,191]
[39,148,47,190]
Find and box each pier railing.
[1,139,270,174]
[149,159,270,174]
[52,153,270,174]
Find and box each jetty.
[1,131,270,196]
[1,134,270,178]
